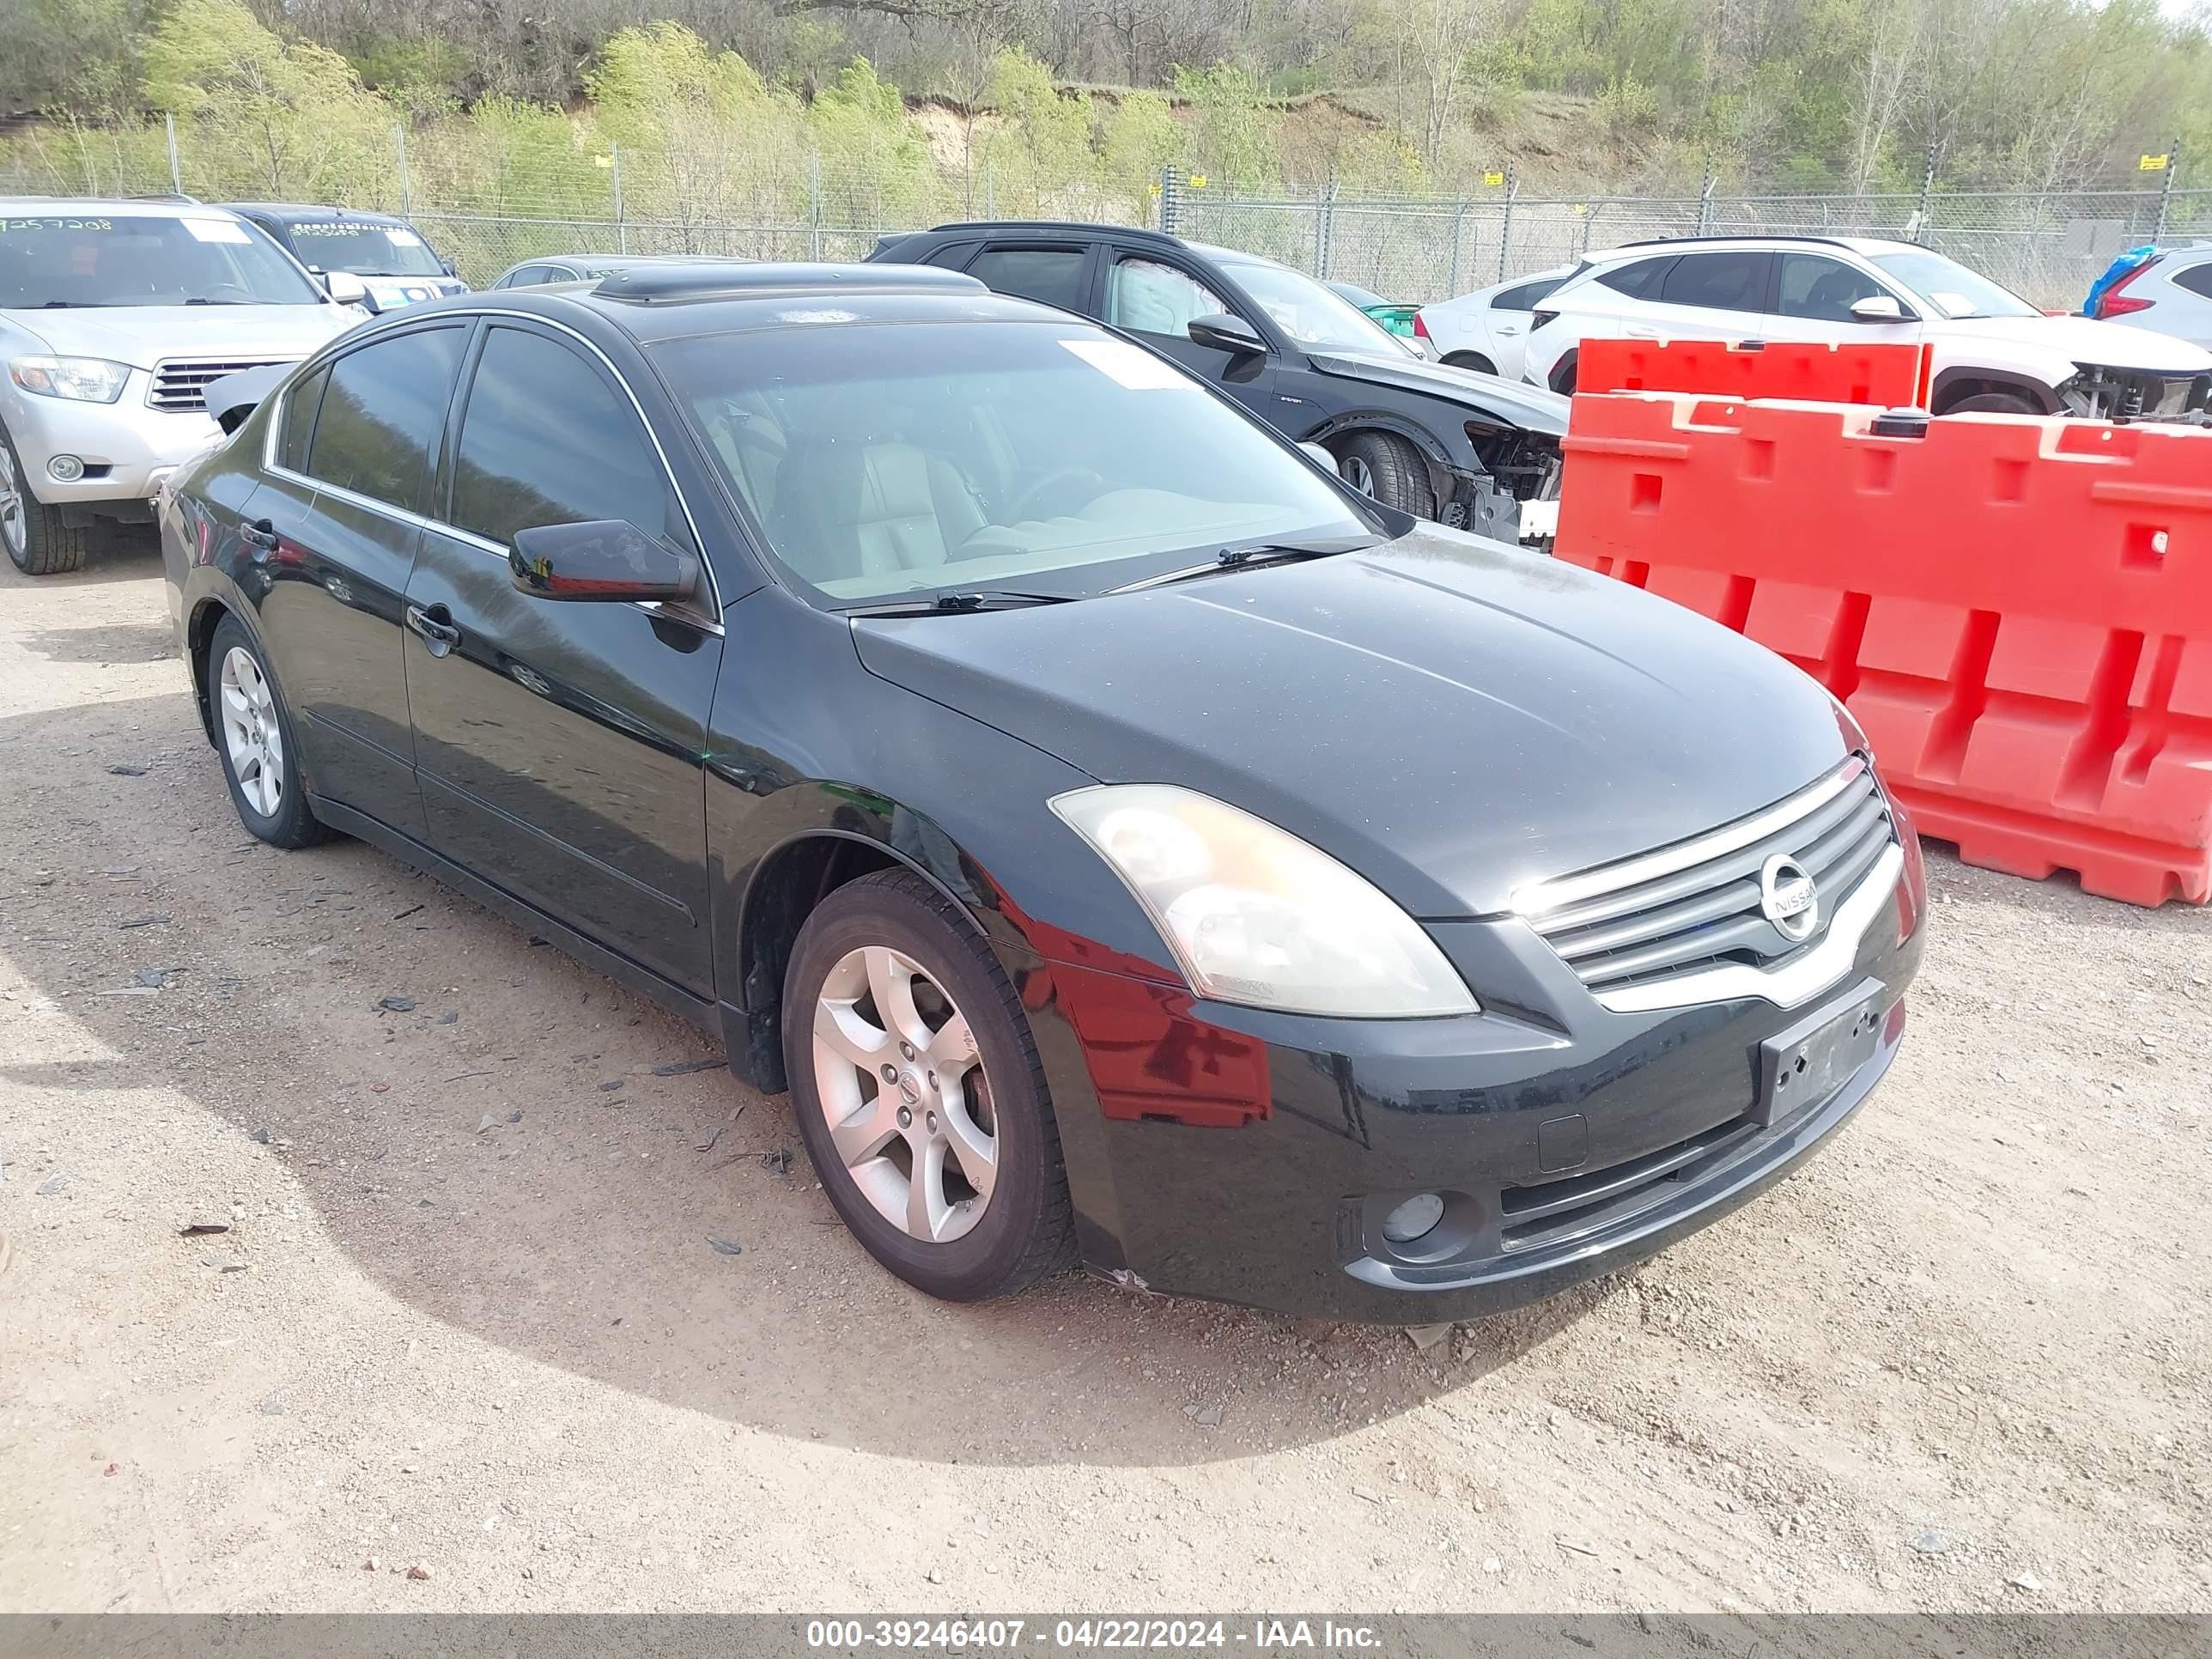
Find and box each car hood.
[853,531,1853,917]
[0,304,354,371]
[1934,313,2212,373]
[1304,349,1572,435]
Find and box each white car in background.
[1519,234,2212,420]
[1,198,366,574]
[2086,240,2212,349]
[1413,265,1575,382]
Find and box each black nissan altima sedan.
[159,262,1927,1323]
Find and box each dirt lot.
[1,536,2207,1617]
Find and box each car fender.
[1293,407,1470,487]
[1926,334,2074,397]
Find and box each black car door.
[402,319,725,997]
[251,321,469,839]
[1099,246,1275,417]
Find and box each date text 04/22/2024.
[804,1620,1383,1651]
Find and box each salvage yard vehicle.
[2082,240,2212,350]
[1522,234,2212,417]
[160,262,1925,1322]
[1413,265,1577,382]
[869,222,1565,542]
[1323,278,1434,356]
[225,204,466,313]
[484,253,755,289]
[1,198,366,574]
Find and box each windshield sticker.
[1059,337,1198,391]
[0,216,116,234]
[183,218,252,244]
[385,228,424,247]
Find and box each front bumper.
[1026,835,1926,1324]
[6,374,223,513]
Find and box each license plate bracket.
[1754,978,1889,1128]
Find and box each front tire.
[0,424,88,576]
[783,869,1074,1303]
[1443,351,1498,376]
[209,615,329,848]
[1945,391,2040,416]
[1334,429,1438,520]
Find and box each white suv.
[1,198,366,574]
[2087,241,2212,349]
[1521,234,2212,421]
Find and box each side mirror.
[1299,441,1338,472]
[1849,294,1907,323]
[509,520,698,605]
[1188,312,1266,356]
[324,270,370,307]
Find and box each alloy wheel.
[1340,453,1376,497]
[811,945,996,1245]
[218,646,285,817]
[0,442,24,558]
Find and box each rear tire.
[1334,429,1438,520]
[1443,351,1498,376]
[209,615,329,849]
[0,424,88,576]
[1944,391,2040,416]
[783,868,1075,1304]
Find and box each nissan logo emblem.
[1759,854,1820,944]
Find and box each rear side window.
[498,265,549,289]
[277,363,329,474]
[304,326,465,512]
[451,326,669,546]
[1596,257,1674,299]
[966,246,1089,312]
[1492,276,1564,310]
[2173,261,2212,300]
[1658,251,1769,311]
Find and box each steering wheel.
[1005,466,1107,524]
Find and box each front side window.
[0,212,326,309]
[653,319,1373,605]
[1774,254,1894,321]
[452,326,669,547]
[1657,252,1769,312]
[1216,258,1411,354]
[277,363,329,474]
[967,246,1088,312]
[280,220,446,277]
[1107,257,1231,337]
[305,326,465,512]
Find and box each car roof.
[509,253,752,275]
[399,261,1062,347]
[1589,234,1921,263]
[225,203,414,224]
[0,196,247,220]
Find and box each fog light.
[1381,1192,1445,1243]
[46,454,84,483]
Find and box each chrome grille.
[148,358,294,414]
[1520,758,1895,998]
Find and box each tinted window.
[1775,253,1889,320]
[304,326,464,512]
[452,326,668,547]
[2172,261,2212,300]
[1493,276,1565,310]
[277,363,329,475]
[1658,251,1769,311]
[1596,257,1674,299]
[968,246,1088,310]
[1108,256,1231,335]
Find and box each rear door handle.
[243,519,280,552]
[405,602,461,657]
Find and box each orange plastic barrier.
[1557,393,2212,905]
[1578,337,1932,407]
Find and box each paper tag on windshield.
[183,218,252,244]
[1060,337,1197,391]
[386,227,424,248]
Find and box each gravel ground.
[1,536,2207,1616]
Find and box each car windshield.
[1869,250,2039,319]
[278,219,445,277]
[0,212,325,308]
[1217,257,1413,355]
[653,319,1376,606]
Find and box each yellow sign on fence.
[1483,169,1505,186]
[2140,153,2171,172]
[1188,173,1209,189]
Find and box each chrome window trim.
[1591,842,1904,1015]
[1511,756,1869,919]
[258,306,725,634]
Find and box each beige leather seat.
[773,439,988,586]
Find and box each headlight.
[9,356,131,404]
[1050,784,1478,1018]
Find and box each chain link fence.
[4,114,2202,310]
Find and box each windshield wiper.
[37,300,112,308]
[1109,539,1370,593]
[185,297,256,306]
[840,589,1078,618]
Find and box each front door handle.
[243,518,280,552]
[405,602,462,658]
